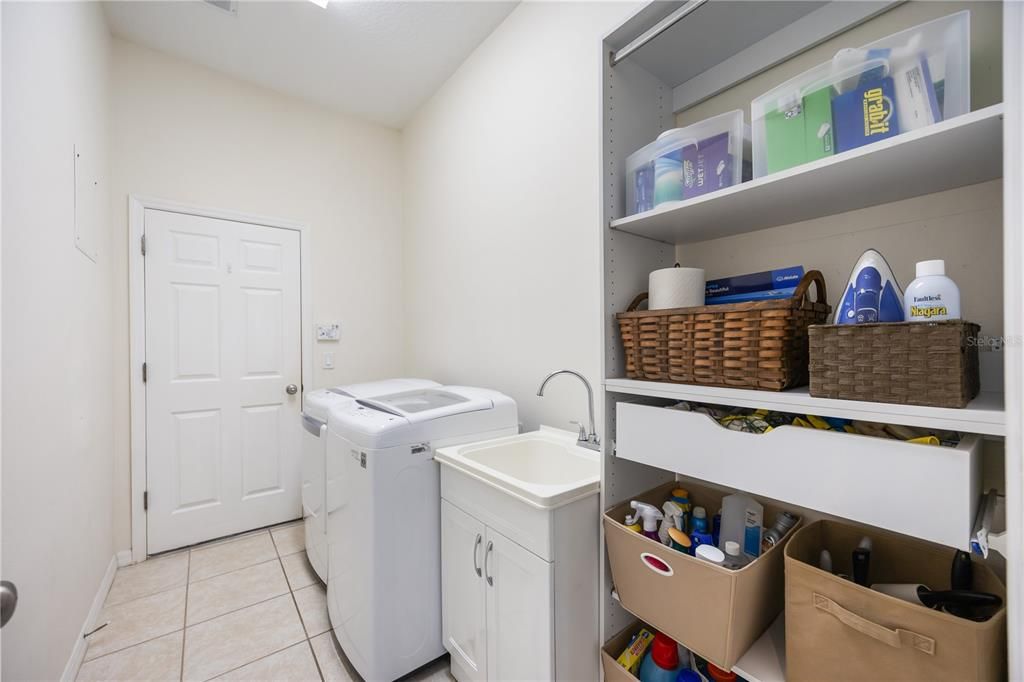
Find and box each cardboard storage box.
[786,520,1006,681]
[601,622,646,682]
[604,480,799,669]
[601,621,715,682]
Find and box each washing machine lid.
[332,386,518,449]
[356,389,492,423]
[303,379,439,422]
[335,378,440,400]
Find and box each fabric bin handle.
[812,593,935,656]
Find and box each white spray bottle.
[629,501,664,542]
[659,501,684,546]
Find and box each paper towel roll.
[649,266,705,310]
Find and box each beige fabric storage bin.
[604,481,799,670]
[785,520,1006,681]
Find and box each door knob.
[286,384,298,395]
[1,580,18,628]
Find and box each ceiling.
[103,0,519,129]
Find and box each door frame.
[128,195,312,563]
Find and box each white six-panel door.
[144,209,302,553]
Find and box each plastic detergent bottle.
[638,632,684,682]
[630,501,664,542]
[659,501,685,545]
[719,493,764,558]
[723,541,751,570]
[904,260,961,321]
[671,488,692,532]
[691,506,709,533]
[677,671,702,682]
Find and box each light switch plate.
[316,323,340,341]
[322,352,335,369]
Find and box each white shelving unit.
[599,2,1023,680]
[605,378,1006,436]
[610,105,1004,244]
[732,615,786,682]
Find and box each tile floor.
[78,521,454,682]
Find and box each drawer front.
[616,402,981,549]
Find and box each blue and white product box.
[624,110,750,216]
[682,132,734,199]
[832,69,901,153]
[705,266,805,303]
[706,288,798,305]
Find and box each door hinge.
[140,234,147,256]
[143,490,148,511]
[142,362,147,383]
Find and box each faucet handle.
[569,420,588,442]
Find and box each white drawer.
[615,402,981,549]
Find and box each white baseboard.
[116,549,134,567]
[61,554,119,682]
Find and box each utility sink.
[435,427,600,509]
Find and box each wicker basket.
[616,270,830,391]
[808,320,980,408]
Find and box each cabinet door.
[484,528,554,682]
[441,500,488,682]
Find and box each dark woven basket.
[616,270,830,391]
[808,320,981,408]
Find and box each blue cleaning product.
[835,248,905,324]
[691,506,709,533]
[690,530,714,548]
[639,633,684,682]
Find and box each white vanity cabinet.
[437,437,600,682]
[441,501,554,682]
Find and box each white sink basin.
[435,427,600,509]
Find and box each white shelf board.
[604,378,1005,437]
[733,614,786,682]
[610,105,1004,245]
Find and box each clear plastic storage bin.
[751,11,970,178]
[625,110,750,216]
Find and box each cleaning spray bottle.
[630,501,664,542]
[659,501,684,546]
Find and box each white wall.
[109,39,406,549]
[402,1,637,432]
[1,3,114,680]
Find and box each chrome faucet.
[536,369,600,451]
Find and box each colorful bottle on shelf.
[638,632,685,682]
[630,501,664,542]
[691,506,709,533]
[671,488,692,532]
[668,527,693,555]
[904,259,961,321]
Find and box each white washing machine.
[325,386,517,682]
[301,379,439,583]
